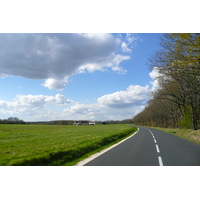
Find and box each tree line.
[0,117,25,124]
[28,119,133,125]
[133,33,200,130]
[0,117,133,125]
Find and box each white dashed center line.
[155,144,160,153]
[147,128,164,166]
[158,156,163,166]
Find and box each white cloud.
[15,94,73,106]
[121,42,132,52]
[97,85,150,108]
[0,33,134,90]
[41,78,67,91]
[0,67,162,121]
[120,33,138,53]
[149,67,161,91]
[111,66,127,74]
[149,67,160,79]
[77,53,130,74]
[62,84,150,121]
[126,33,137,44]
[61,68,166,121]
[0,94,74,118]
[64,103,98,119]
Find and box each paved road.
[83,126,200,166]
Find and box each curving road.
[81,126,200,166]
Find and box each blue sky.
[0,33,162,121]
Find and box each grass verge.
[151,127,200,145]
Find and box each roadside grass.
[0,124,137,166]
[151,127,200,145]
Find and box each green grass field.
[0,124,137,166]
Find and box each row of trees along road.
[133,33,200,130]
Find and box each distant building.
[73,121,96,125]
[73,121,89,125]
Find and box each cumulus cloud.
[59,68,163,120]
[62,84,150,120]
[121,42,132,53]
[0,33,134,90]
[149,67,162,91]
[97,85,150,108]
[15,94,73,106]
[0,67,161,121]
[63,103,99,120]
[149,67,160,79]
[0,94,74,117]
[41,78,67,91]
[121,33,138,53]
[63,103,130,121]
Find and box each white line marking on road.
[158,156,163,166]
[75,128,139,166]
[147,128,164,166]
[147,128,153,135]
[147,128,155,138]
[156,144,160,153]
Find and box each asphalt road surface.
[83,126,200,166]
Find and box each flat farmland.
[0,124,137,166]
